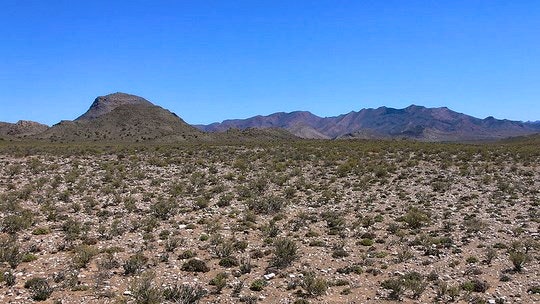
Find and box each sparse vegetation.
[0,139,538,303]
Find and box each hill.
[39,93,206,142]
[0,120,49,139]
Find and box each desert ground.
[0,140,538,303]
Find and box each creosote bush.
[123,252,148,275]
[182,259,210,273]
[163,283,207,303]
[250,279,267,291]
[400,207,430,229]
[24,277,53,301]
[302,272,328,297]
[129,271,162,304]
[272,237,298,268]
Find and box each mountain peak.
[405,104,426,111]
[76,92,153,121]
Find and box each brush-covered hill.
[39,93,206,142]
[198,105,540,141]
[0,120,49,139]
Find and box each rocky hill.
[76,92,154,121]
[39,93,206,142]
[197,105,540,141]
[0,120,49,139]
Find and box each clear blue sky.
[1,1,539,125]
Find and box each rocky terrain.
[0,139,538,303]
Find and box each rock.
[263,273,276,280]
[123,290,132,296]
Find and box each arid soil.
[0,141,538,303]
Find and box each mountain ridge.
[196,105,540,141]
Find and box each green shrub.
[337,265,363,275]
[218,256,239,268]
[359,238,374,246]
[72,245,98,269]
[2,270,15,286]
[151,199,177,220]
[509,250,529,272]
[163,283,207,303]
[32,227,51,235]
[123,252,148,275]
[250,279,267,291]
[182,259,210,273]
[272,237,298,268]
[381,278,403,300]
[24,277,53,301]
[22,253,38,263]
[466,256,479,264]
[62,218,82,241]
[0,237,22,268]
[247,195,286,215]
[129,272,162,304]
[381,272,426,300]
[401,272,427,299]
[461,279,489,293]
[209,272,227,293]
[302,272,328,297]
[331,247,349,258]
[179,250,197,260]
[2,210,34,234]
[400,207,430,229]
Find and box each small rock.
[263,273,276,280]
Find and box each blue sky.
[1,1,539,125]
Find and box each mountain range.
[1,92,539,142]
[197,105,540,141]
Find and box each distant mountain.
[197,105,540,141]
[0,120,49,139]
[39,93,206,142]
[198,111,329,139]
